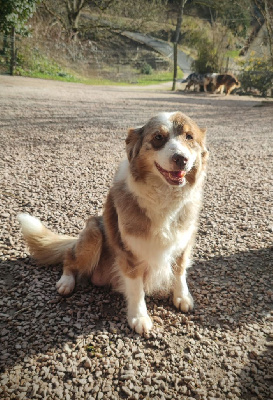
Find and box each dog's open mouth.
[155,162,186,186]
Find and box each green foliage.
[184,0,252,38]
[140,62,153,75]
[0,0,38,34]
[15,47,73,78]
[191,39,220,73]
[189,22,234,73]
[14,44,177,86]
[239,55,273,97]
[212,0,251,38]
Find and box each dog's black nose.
[172,153,188,169]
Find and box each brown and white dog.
[211,73,240,95]
[18,111,208,335]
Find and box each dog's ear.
[200,127,207,146]
[125,126,144,161]
[202,147,209,162]
[200,127,209,165]
[200,127,207,136]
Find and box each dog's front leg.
[173,245,194,313]
[124,275,153,335]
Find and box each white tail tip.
[17,213,44,235]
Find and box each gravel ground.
[0,76,272,400]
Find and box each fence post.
[10,26,16,76]
[172,42,178,91]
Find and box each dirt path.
[122,32,193,75]
[0,76,272,400]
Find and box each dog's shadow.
[1,246,272,398]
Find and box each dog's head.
[224,74,241,87]
[126,112,208,187]
[234,78,241,88]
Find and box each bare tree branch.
[42,1,67,30]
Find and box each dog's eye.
[186,133,193,140]
[154,134,164,141]
[151,132,168,149]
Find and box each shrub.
[15,46,69,78]
[189,22,234,74]
[140,62,153,75]
[191,39,221,73]
[239,56,273,97]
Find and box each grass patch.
[14,45,181,87]
[136,69,182,85]
[16,63,179,87]
[225,50,240,58]
[16,68,127,86]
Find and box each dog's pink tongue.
[170,171,185,179]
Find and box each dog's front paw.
[173,293,194,312]
[56,275,75,295]
[128,315,153,335]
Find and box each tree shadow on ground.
[133,92,266,108]
[1,246,272,398]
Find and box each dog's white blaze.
[156,112,175,128]
[154,137,195,172]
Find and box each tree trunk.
[264,0,273,66]
[10,26,16,76]
[1,34,8,55]
[172,43,178,91]
[172,0,187,91]
[66,0,86,40]
[68,11,80,39]
[255,0,273,67]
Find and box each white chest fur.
[122,223,195,294]
[115,161,202,294]
[119,197,196,294]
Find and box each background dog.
[18,111,209,335]
[211,73,241,95]
[181,72,240,95]
[181,73,206,91]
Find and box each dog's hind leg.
[203,78,210,92]
[173,242,194,313]
[226,84,235,95]
[56,216,103,295]
[56,267,76,295]
[219,85,225,94]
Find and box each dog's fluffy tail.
[18,213,77,266]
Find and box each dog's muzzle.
[155,162,186,186]
[171,153,188,170]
